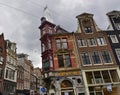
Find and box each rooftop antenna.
[43,5,53,23]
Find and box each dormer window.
[112,16,120,30]
[84,26,92,33]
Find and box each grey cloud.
[0,0,120,68]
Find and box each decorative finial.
[43,5,53,23]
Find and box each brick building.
[105,10,120,67]
[39,17,85,95]
[75,13,120,95]
[0,33,6,93]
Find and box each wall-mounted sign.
[41,87,46,93]
[106,84,112,92]
[57,71,80,76]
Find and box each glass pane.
[102,70,111,83]
[86,72,94,84]
[56,43,61,49]
[65,54,71,67]
[94,71,103,84]
[96,92,102,95]
[63,43,68,49]
[81,53,91,65]
[78,39,86,47]
[0,68,2,78]
[58,55,64,67]
[85,27,92,33]
[110,70,120,82]
[62,38,67,42]
[102,51,112,63]
[56,39,60,43]
[92,52,101,64]
[88,38,96,46]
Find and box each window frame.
[92,51,102,65]
[101,51,112,64]
[77,38,87,47]
[58,54,71,68]
[80,52,91,66]
[56,38,68,50]
[87,38,97,47]
[115,48,120,62]
[110,35,119,43]
[97,37,106,46]
[84,26,92,34]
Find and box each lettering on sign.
[58,71,80,76]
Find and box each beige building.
[17,53,37,95]
[3,40,17,95]
[34,67,42,94]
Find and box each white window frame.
[80,52,92,66]
[97,37,106,46]
[110,35,119,43]
[78,39,87,47]
[115,48,120,62]
[87,38,97,47]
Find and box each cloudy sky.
[0,0,119,68]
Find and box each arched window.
[61,80,73,88]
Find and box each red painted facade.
[0,33,6,93]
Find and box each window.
[115,48,120,62]
[43,57,49,71]
[5,69,8,78]
[42,39,52,52]
[0,68,2,78]
[78,93,85,95]
[88,38,96,46]
[48,39,51,49]
[101,51,112,63]
[102,70,111,83]
[92,51,101,64]
[0,47,2,53]
[50,55,53,68]
[97,37,106,46]
[116,23,120,30]
[0,56,3,64]
[112,17,120,30]
[110,35,118,43]
[58,54,71,68]
[81,52,91,65]
[48,27,53,34]
[56,38,68,50]
[78,39,87,47]
[84,26,92,33]
[0,56,3,62]
[5,68,15,80]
